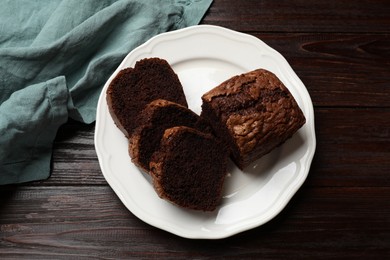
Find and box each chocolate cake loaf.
[106,57,187,137]
[149,126,228,211]
[129,99,212,172]
[201,68,306,169]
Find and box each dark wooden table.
[1,1,389,258]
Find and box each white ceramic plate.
[95,25,316,239]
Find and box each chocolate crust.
[201,69,306,169]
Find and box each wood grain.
[1,0,390,258]
[43,107,390,188]
[1,186,389,259]
[311,108,390,187]
[203,0,390,33]
[257,33,390,107]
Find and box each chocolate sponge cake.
[129,99,212,172]
[149,126,228,211]
[201,69,306,169]
[106,58,188,137]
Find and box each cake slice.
[106,57,188,138]
[201,68,306,169]
[149,126,228,211]
[129,99,212,172]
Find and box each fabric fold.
[0,77,69,184]
[0,0,213,185]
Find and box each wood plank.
[54,33,390,108]
[0,186,389,259]
[255,33,390,107]
[203,0,390,33]
[45,108,390,188]
[310,108,390,187]
[49,122,105,185]
[2,0,390,258]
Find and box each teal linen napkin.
[0,0,212,185]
